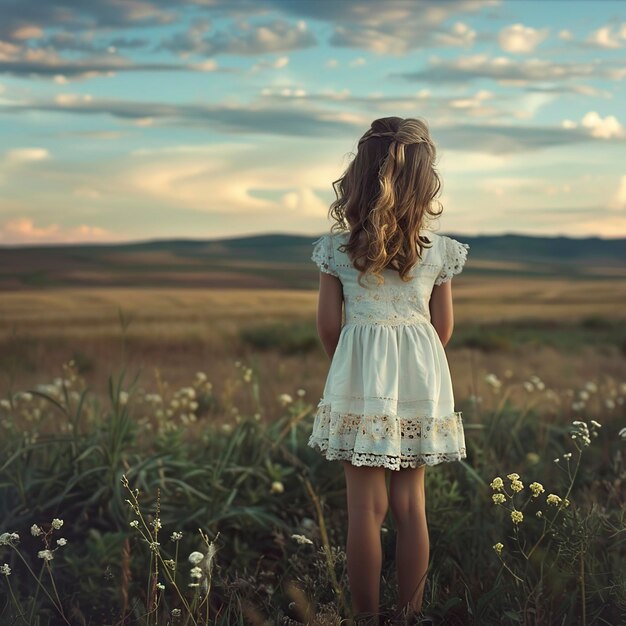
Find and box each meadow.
[0,283,625,625]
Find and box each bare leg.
[389,464,429,615]
[341,461,388,618]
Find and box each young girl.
[308,117,469,625]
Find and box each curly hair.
[328,116,444,287]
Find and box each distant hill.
[0,232,624,290]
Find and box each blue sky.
[0,0,624,244]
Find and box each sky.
[0,0,625,245]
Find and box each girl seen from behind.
[309,116,470,625]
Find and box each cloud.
[434,22,477,48]
[399,53,626,85]
[4,147,50,164]
[498,23,549,53]
[562,111,625,139]
[584,24,626,49]
[160,17,316,56]
[122,142,336,216]
[0,217,117,244]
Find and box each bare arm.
[429,279,454,347]
[316,271,344,359]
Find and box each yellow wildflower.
[490,477,504,491]
[511,479,524,493]
[493,542,503,555]
[511,510,524,524]
[546,494,562,506]
[492,493,506,505]
[506,473,520,481]
[529,482,545,497]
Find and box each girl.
[308,117,470,625]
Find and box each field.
[1,276,625,625]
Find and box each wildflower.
[147,541,160,552]
[523,381,534,392]
[190,566,203,579]
[171,531,183,541]
[221,423,233,433]
[584,381,597,393]
[296,388,306,397]
[511,479,524,493]
[553,458,560,463]
[506,473,520,481]
[51,518,63,530]
[188,551,204,565]
[526,452,540,465]
[130,520,139,528]
[1,564,10,576]
[278,393,293,406]
[291,534,314,545]
[150,518,162,531]
[189,582,200,588]
[253,413,262,421]
[546,494,562,506]
[578,390,589,401]
[156,582,165,590]
[493,542,503,555]
[492,493,506,505]
[171,609,182,617]
[563,498,570,507]
[489,477,504,491]
[620,427,626,440]
[529,482,545,497]
[536,510,543,518]
[485,373,502,389]
[243,368,253,383]
[56,538,67,546]
[31,524,42,537]
[0,532,19,546]
[271,480,285,494]
[590,419,601,428]
[563,452,572,460]
[511,510,524,524]
[164,559,176,569]
[195,371,207,382]
[38,550,54,561]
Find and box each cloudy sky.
[0,0,625,244]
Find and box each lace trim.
[307,443,466,470]
[311,235,339,277]
[308,404,467,471]
[434,238,470,286]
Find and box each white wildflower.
[190,566,203,579]
[56,538,67,546]
[278,393,293,406]
[38,549,54,561]
[31,524,42,536]
[51,518,64,530]
[291,533,314,545]
[188,551,204,565]
[0,564,10,576]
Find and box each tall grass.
[0,352,624,624]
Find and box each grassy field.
[0,281,625,624]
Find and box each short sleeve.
[434,235,470,285]
[311,234,339,277]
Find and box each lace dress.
[308,229,470,470]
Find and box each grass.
[0,351,624,624]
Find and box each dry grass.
[0,281,624,417]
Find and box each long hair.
[329,116,444,287]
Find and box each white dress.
[308,228,470,471]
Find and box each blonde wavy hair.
[329,116,444,287]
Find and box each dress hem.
[307,437,467,470]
